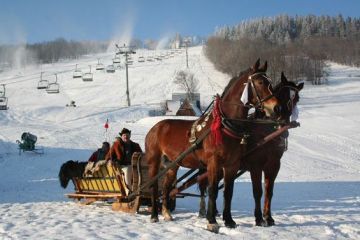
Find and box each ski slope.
[0,47,359,239]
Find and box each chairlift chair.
[46,74,60,94]
[82,65,93,82]
[73,64,83,78]
[37,72,49,89]
[106,64,116,73]
[126,57,133,65]
[96,59,105,70]
[0,96,8,110]
[113,56,121,64]
[0,84,8,110]
[138,56,145,62]
[0,84,5,97]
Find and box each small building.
[171,92,201,109]
[176,99,202,116]
[165,100,181,116]
[165,93,202,116]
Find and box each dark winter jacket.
[105,139,142,165]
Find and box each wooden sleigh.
[66,152,167,213]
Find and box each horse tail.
[58,160,87,189]
[59,160,72,188]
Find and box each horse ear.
[281,72,287,84]
[252,58,260,71]
[297,82,304,90]
[259,61,268,72]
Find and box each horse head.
[221,59,281,119]
[274,72,304,123]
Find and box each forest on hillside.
[206,14,360,84]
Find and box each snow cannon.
[19,132,38,151]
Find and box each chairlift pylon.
[46,74,60,94]
[82,65,93,81]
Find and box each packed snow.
[0,47,359,239]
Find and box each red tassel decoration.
[211,95,223,145]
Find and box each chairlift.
[138,56,145,62]
[0,85,8,110]
[82,65,93,82]
[37,72,49,89]
[46,74,60,94]
[0,84,5,97]
[126,57,133,65]
[0,96,8,110]
[73,64,83,78]
[106,64,116,73]
[96,59,105,70]
[113,56,121,64]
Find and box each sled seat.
[66,162,129,202]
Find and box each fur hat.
[119,128,131,136]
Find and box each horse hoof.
[255,219,266,227]
[150,217,159,223]
[224,220,237,228]
[164,215,173,221]
[264,219,275,226]
[198,210,206,218]
[207,223,220,233]
[162,209,173,221]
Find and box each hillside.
[0,46,359,239]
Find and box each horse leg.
[206,161,220,233]
[250,169,265,226]
[148,161,160,223]
[222,167,237,228]
[198,168,207,218]
[161,167,178,221]
[263,162,280,226]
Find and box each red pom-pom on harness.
[211,95,223,146]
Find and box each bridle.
[244,72,276,111]
[275,84,299,112]
[214,72,278,139]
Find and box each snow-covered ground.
[0,47,359,239]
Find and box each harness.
[189,72,279,144]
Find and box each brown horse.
[248,72,303,226]
[144,59,281,232]
[197,72,304,227]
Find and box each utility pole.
[115,43,136,107]
[183,38,191,68]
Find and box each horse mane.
[221,68,251,98]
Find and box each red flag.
[104,119,109,129]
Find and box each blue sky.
[0,0,359,44]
